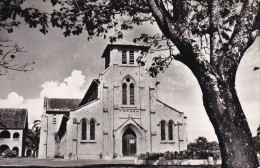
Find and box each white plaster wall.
[39,112,64,158]
[39,114,47,158]
[65,100,102,159]
[151,100,188,152]
[0,129,24,156]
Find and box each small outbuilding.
[0,108,28,157]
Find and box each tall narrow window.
[130,83,134,105]
[122,83,127,105]
[122,50,127,64]
[81,120,87,140]
[161,120,166,140]
[90,119,95,140]
[129,50,134,64]
[168,121,173,140]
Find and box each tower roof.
[101,40,150,58]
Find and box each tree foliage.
[188,136,219,152]
[24,120,41,157]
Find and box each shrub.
[2,149,17,158]
[137,150,221,161]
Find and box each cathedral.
[39,41,188,160]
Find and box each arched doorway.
[122,128,136,156]
[12,147,19,156]
[0,145,9,156]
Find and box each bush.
[137,150,221,161]
[138,152,164,160]
[2,149,17,158]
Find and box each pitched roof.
[101,40,150,58]
[45,98,82,111]
[79,79,100,107]
[0,108,28,129]
[108,40,145,46]
[156,99,183,114]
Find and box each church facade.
[39,41,187,160]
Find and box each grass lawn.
[0,158,221,168]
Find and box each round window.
[126,78,130,82]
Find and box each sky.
[0,1,259,142]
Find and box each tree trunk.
[185,58,259,168]
[203,83,258,168]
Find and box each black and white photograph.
[0,0,259,167]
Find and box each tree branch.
[218,0,259,80]
[0,41,34,76]
[146,0,198,64]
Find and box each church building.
[39,41,187,159]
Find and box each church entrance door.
[122,128,136,156]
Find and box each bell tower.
[101,41,149,69]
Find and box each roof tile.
[0,108,28,129]
[46,98,82,111]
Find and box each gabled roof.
[114,117,146,132]
[45,98,82,111]
[78,79,100,107]
[101,40,150,58]
[156,99,183,114]
[0,108,28,129]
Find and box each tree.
[1,0,260,167]
[188,136,219,152]
[253,125,260,153]
[0,0,43,75]
[24,120,41,157]
[0,39,34,75]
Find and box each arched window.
[129,50,134,64]
[0,131,10,138]
[90,119,95,140]
[161,120,166,140]
[168,121,173,140]
[81,120,87,140]
[122,83,127,105]
[122,76,135,105]
[122,50,127,64]
[130,83,135,105]
[13,132,20,139]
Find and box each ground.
[0,158,221,168]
